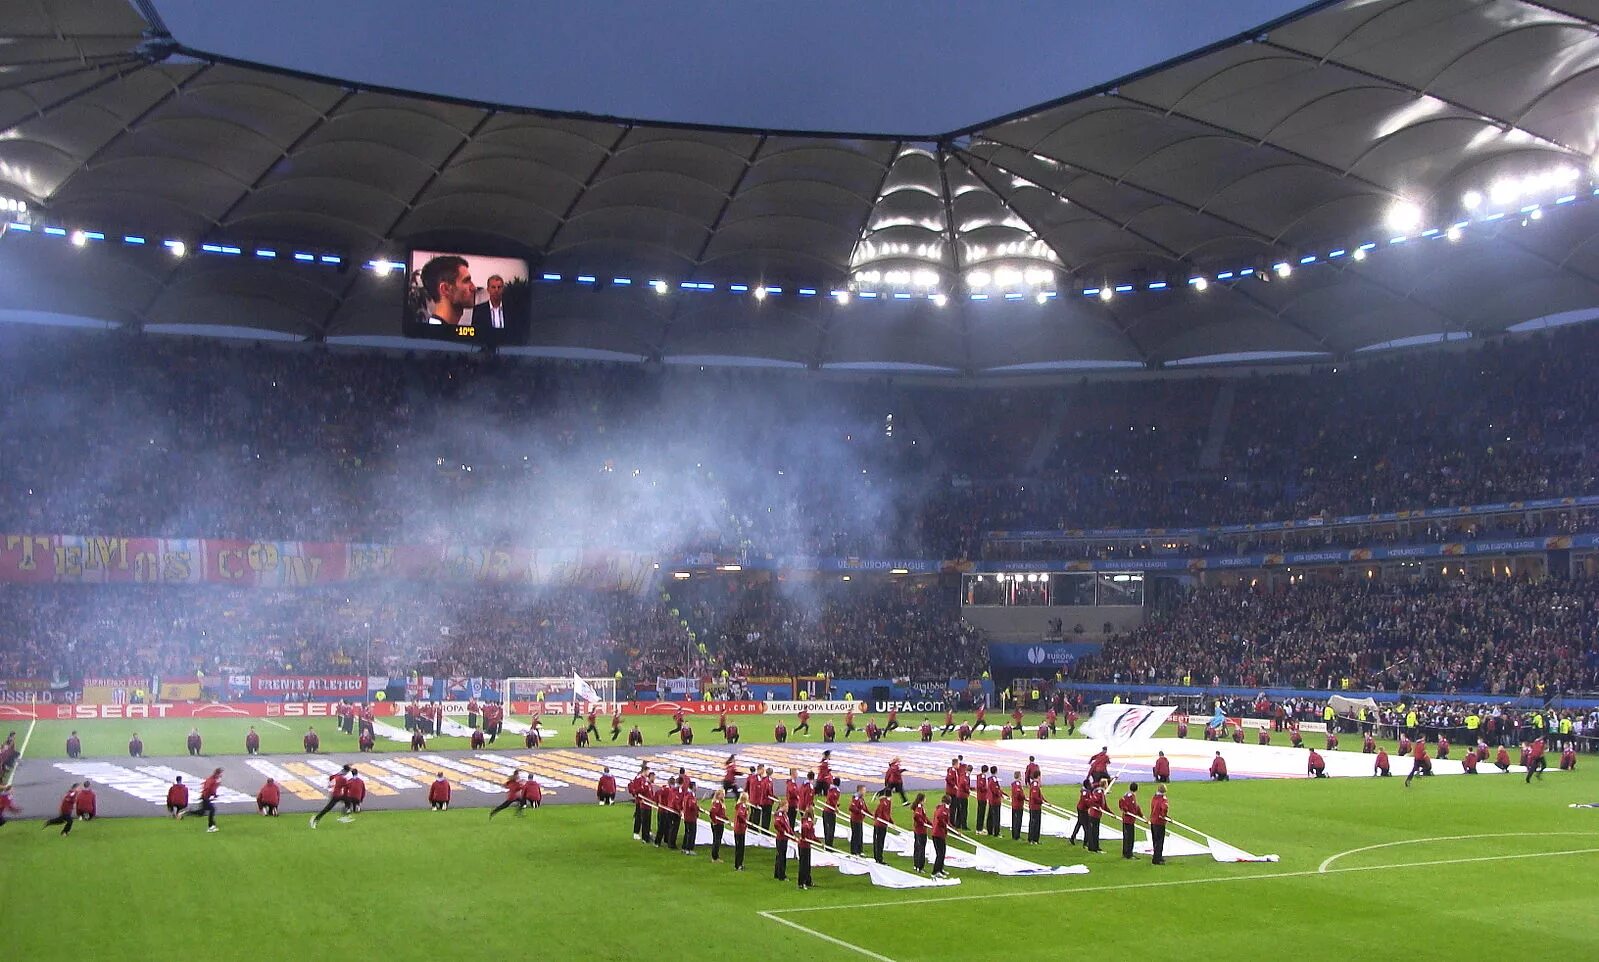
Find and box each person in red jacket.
[1526,737,1548,783]
[193,768,223,832]
[1210,752,1229,781]
[930,795,952,878]
[1561,745,1579,771]
[1088,747,1111,781]
[521,776,542,809]
[345,771,367,816]
[795,707,812,737]
[628,723,646,747]
[708,790,727,862]
[427,773,452,812]
[1362,731,1375,753]
[575,724,591,747]
[796,810,818,889]
[1437,735,1450,760]
[865,720,881,742]
[884,757,908,803]
[42,784,79,836]
[1010,705,1024,730]
[668,707,686,737]
[470,728,486,749]
[772,808,792,881]
[871,790,895,863]
[822,721,836,743]
[1405,740,1432,787]
[1084,780,1106,853]
[1027,779,1046,845]
[166,776,189,818]
[186,728,203,756]
[919,719,933,742]
[1025,756,1041,783]
[910,794,930,872]
[723,722,739,745]
[774,721,788,744]
[822,778,842,848]
[74,780,97,821]
[1149,785,1170,865]
[245,727,260,755]
[359,728,375,752]
[1010,771,1025,840]
[256,778,281,816]
[489,770,528,818]
[1069,777,1092,846]
[973,704,989,732]
[844,706,857,738]
[986,770,1003,837]
[303,727,320,754]
[634,772,658,841]
[610,708,624,742]
[847,785,867,856]
[732,794,751,870]
[957,722,972,743]
[680,788,701,854]
[1374,748,1391,776]
[1118,784,1143,859]
[941,707,957,736]
[1462,749,1479,774]
[310,765,351,828]
[1258,727,1272,746]
[678,721,693,746]
[954,765,972,829]
[1308,749,1327,778]
[1152,751,1171,784]
[0,784,19,827]
[128,732,145,758]
[1495,745,1512,773]
[409,728,426,751]
[597,767,617,805]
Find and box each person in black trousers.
[733,796,749,871]
[773,810,792,881]
[797,812,816,890]
[42,784,78,836]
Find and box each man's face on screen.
[486,276,504,305]
[444,265,476,313]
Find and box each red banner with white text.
[0,701,399,722]
[0,534,655,591]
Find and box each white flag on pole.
[1079,703,1175,748]
[572,673,603,706]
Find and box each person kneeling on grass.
[256,778,281,816]
[429,773,452,811]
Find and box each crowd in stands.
[1073,576,1599,695]
[669,575,987,681]
[3,322,1598,560]
[0,575,984,685]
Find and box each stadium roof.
[5,0,1599,372]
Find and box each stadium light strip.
[4,184,1597,306]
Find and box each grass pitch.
[3,752,1594,961]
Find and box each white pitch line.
[757,910,900,962]
[258,718,292,731]
[1317,831,1598,873]
[11,711,38,779]
[762,837,1599,918]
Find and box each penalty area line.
[757,910,900,962]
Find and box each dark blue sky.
[154,0,1310,133]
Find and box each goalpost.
[502,676,618,715]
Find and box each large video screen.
[403,250,529,345]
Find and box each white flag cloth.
[701,822,959,888]
[572,674,603,706]
[1079,704,1176,747]
[957,836,1089,876]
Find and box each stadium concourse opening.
[3,0,1599,957]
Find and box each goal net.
[503,676,618,713]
